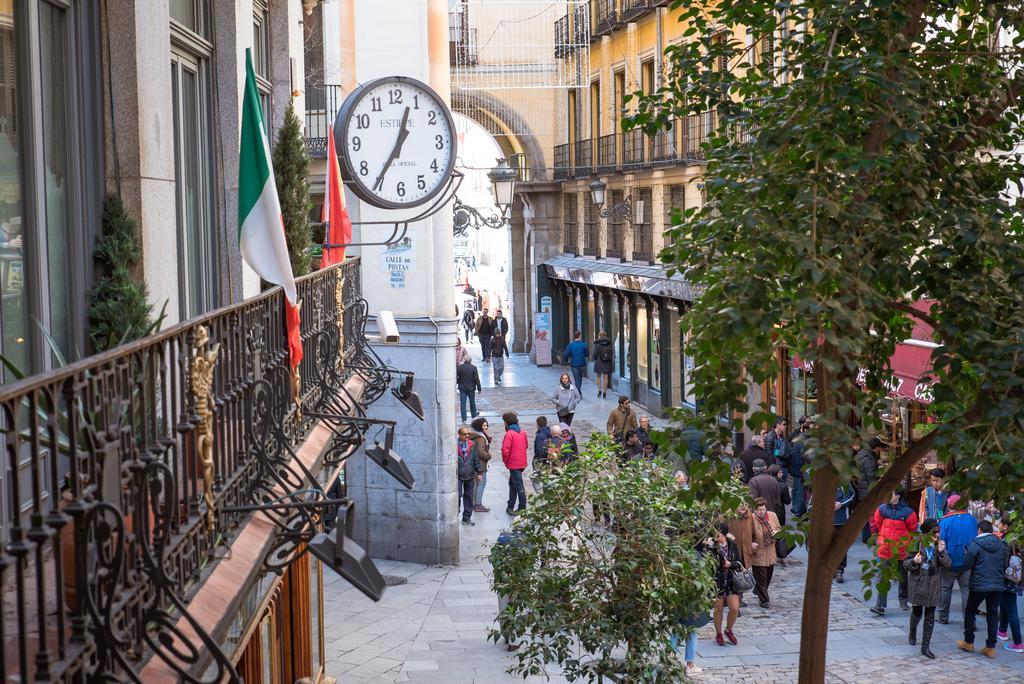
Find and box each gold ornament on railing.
[336,274,346,370]
[190,325,220,533]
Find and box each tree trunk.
[798,464,839,683]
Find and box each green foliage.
[274,99,312,277]
[489,435,742,682]
[628,0,1024,675]
[88,195,154,352]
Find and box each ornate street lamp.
[589,178,633,220]
[453,158,518,236]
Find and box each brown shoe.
[981,647,997,658]
[473,505,489,512]
[957,640,974,653]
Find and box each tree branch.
[825,400,986,567]
[888,299,940,331]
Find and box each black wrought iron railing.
[649,128,676,166]
[554,14,570,58]
[597,133,618,171]
[450,27,479,66]
[575,138,593,175]
[592,0,617,36]
[682,111,715,162]
[305,84,343,156]
[620,0,652,22]
[0,260,374,682]
[622,128,644,166]
[554,144,570,180]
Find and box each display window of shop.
[789,364,817,421]
[585,294,595,348]
[636,305,648,384]
[621,299,631,381]
[682,331,695,405]
[650,302,661,391]
[0,0,101,381]
[574,290,582,335]
[609,297,621,378]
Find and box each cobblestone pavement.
[324,352,1024,682]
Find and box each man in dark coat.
[748,459,781,514]
[738,435,769,483]
[475,309,494,362]
[456,360,482,423]
[855,436,883,542]
[958,520,1010,656]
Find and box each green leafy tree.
[88,195,154,352]
[489,435,743,682]
[629,2,1024,680]
[274,99,312,277]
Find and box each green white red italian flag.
[238,48,302,370]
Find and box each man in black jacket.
[475,309,493,362]
[457,360,482,423]
[738,435,769,483]
[748,459,782,514]
[958,520,1010,657]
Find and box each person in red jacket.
[501,411,529,516]
[870,489,919,615]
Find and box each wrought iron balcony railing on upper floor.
[305,84,343,157]
[619,0,653,22]
[591,0,617,37]
[554,143,571,180]
[574,138,593,176]
[596,133,618,172]
[0,259,388,683]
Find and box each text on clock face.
[344,81,453,206]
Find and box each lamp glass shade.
[488,159,517,210]
[588,179,607,207]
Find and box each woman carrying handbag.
[710,523,746,646]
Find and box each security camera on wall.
[376,310,399,343]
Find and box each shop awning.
[541,255,702,302]
[793,339,938,404]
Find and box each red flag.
[322,124,352,266]
[287,300,303,371]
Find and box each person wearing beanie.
[938,495,978,624]
[905,518,950,658]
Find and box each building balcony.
[622,128,645,167]
[0,259,395,682]
[304,83,343,157]
[591,0,617,37]
[554,14,571,59]
[648,128,677,167]
[574,138,593,176]
[449,27,479,67]
[596,133,618,172]
[619,0,652,23]
[554,143,571,180]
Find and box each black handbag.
[775,537,792,559]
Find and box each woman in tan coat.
[750,497,781,608]
[726,505,755,569]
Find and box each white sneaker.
[686,664,703,675]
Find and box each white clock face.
[336,77,457,209]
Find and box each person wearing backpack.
[997,513,1023,653]
[938,495,978,624]
[592,331,615,398]
[904,518,950,659]
[869,489,919,615]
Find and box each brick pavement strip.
[324,353,1023,683]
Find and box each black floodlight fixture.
[392,371,424,421]
[308,500,386,601]
[365,427,416,490]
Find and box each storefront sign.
[540,295,552,313]
[534,312,552,366]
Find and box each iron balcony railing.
[0,260,367,682]
[554,143,570,180]
[574,138,593,175]
[682,111,716,163]
[591,0,617,37]
[649,128,677,166]
[622,128,644,166]
[450,27,479,66]
[508,152,531,182]
[619,0,652,22]
[305,84,343,157]
[596,133,618,172]
[554,14,570,59]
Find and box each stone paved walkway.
[323,351,1024,682]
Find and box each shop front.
[538,257,698,418]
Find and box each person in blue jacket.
[562,331,589,392]
[938,494,979,624]
[833,484,856,584]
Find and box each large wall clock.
[334,76,458,210]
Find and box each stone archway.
[451,90,548,180]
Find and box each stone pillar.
[516,185,564,353]
[105,0,180,323]
[346,0,459,565]
[509,199,528,352]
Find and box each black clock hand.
[372,106,411,191]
